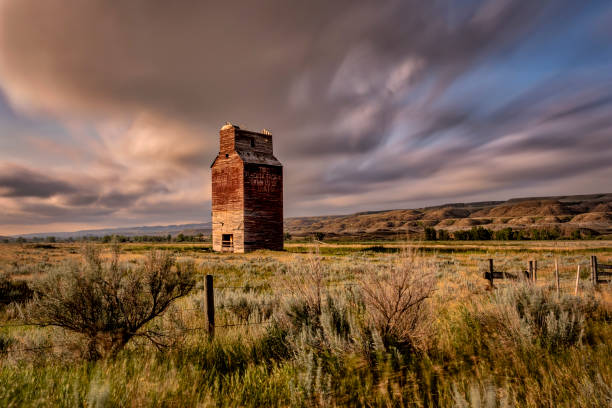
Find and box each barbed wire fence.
[1,275,362,352]
[482,255,611,293]
[3,255,609,353]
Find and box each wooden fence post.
[574,265,581,295]
[529,260,534,282]
[488,259,494,288]
[534,260,538,282]
[205,274,215,338]
[554,259,560,296]
[591,256,597,285]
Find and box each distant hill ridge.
[13,222,213,239]
[285,193,612,239]
[9,193,612,239]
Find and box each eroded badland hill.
[285,193,612,239]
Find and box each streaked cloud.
[0,0,611,234]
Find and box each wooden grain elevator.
[211,123,283,252]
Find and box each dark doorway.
[221,234,234,252]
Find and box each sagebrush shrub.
[285,298,321,332]
[227,297,254,322]
[489,284,598,349]
[326,296,351,340]
[360,254,436,352]
[0,333,13,356]
[0,274,33,305]
[27,245,195,359]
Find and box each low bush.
[0,333,13,356]
[0,275,33,305]
[470,284,600,351]
[360,255,436,352]
[27,245,195,359]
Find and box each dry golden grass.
[0,240,611,406]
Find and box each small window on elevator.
[221,234,233,251]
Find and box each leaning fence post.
[574,265,581,295]
[488,259,494,288]
[554,259,560,296]
[205,274,215,338]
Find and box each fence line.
[214,282,358,290]
[12,341,76,352]
[4,257,609,350]
[483,256,610,290]
[0,323,34,329]
[7,320,272,353]
[183,321,271,331]
[592,255,612,284]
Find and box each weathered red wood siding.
[243,163,283,251]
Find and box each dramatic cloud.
[0,164,77,198]
[0,0,611,234]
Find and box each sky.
[0,0,612,235]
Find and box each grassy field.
[1,241,611,407]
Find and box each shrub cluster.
[425,226,595,241]
[0,275,33,305]
[26,245,195,359]
[471,284,599,350]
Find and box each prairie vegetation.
[0,241,611,407]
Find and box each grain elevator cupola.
[211,123,283,252]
